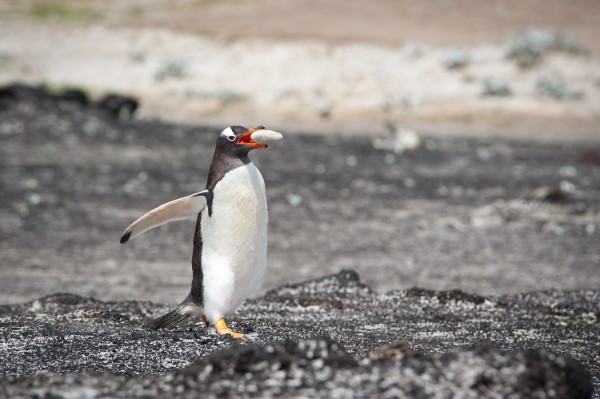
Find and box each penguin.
[120,125,283,338]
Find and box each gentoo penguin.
[120,126,283,338]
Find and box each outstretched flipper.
[120,191,210,244]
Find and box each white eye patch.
[220,127,237,142]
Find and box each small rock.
[26,300,42,314]
[476,146,494,160]
[403,178,416,188]
[27,193,42,206]
[559,180,576,194]
[286,193,303,207]
[384,154,396,165]
[528,186,569,203]
[585,224,595,235]
[96,94,139,120]
[544,223,566,236]
[60,89,89,106]
[346,156,358,167]
[372,125,421,154]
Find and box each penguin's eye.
[227,135,236,142]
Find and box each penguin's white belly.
[200,162,268,324]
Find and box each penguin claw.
[215,318,245,339]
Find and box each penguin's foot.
[201,314,209,327]
[215,318,244,339]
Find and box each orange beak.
[238,127,267,149]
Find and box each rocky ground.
[0,84,599,397]
[0,270,597,398]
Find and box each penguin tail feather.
[145,305,194,330]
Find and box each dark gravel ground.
[0,84,599,397]
[0,270,597,398]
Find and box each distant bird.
[120,126,283,338]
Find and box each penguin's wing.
[120,191,209,244]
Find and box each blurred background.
[0,0,599,304]
[1,0,599,138]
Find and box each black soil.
[0,84,599,397]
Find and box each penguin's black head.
[217,126,283,156]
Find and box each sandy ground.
[0,1,599,141]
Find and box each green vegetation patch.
[506,29,589,69]
[29,2,99,22]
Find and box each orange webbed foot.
[214,318,244,339]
